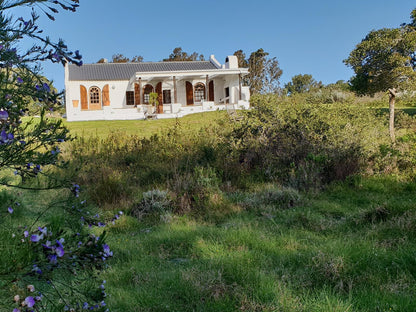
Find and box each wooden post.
[388,88,396,143]
[205,75,209,100]
[138,77,142,105]
[239,73,242,101]
[173,76,177,103]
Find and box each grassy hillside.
[4,97,416,311]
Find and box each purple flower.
[48,254,57,264]
[30,234,41,242]
[13,309,20,312]
[103,244,113,257]
[7,207,13,214]
[0,130,7,141]
[56,246,65,257]
[43,83,50,92]
[17,77,23,83]
[0,110,8,121]
[24,296,35,308]
[24,231,29,237]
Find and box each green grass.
[99,177,416,311]
[63,111,227,139]
[6,108,416,311]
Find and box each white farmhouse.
[64,55,250,121]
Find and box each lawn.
[100,177,416,311]
[63,111,228,139]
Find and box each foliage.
[0,1,116,311]
[284,74,322,95]
[344,9,416,94]
[148,92,159,106]
[223,94,391,188]
[97,54,144,63]
[234,48,283,94]
[163,47,204,62]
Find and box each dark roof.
[68,61,219,81]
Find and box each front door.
[186,81,193,105]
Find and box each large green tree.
[234,48,283,94]
[344,8,416,142]
[284,74,322,95]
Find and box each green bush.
[131,189,172,219]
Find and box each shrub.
[223,94,390,188]
[242,184,301,211]
[131,189,172,219]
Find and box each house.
[64,55,250,121]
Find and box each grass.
[98,176,416,311]
[62,111,227,139]
[6,106,416,311]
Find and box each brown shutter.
[80,85,88,110]
[186,81,193,105]
[134,83,141,105]
[155,82,163,113]
[209,80,214,101]
[102,84,110,106]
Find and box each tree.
[233,49,249,68]
[111,54,143,63]
[163,47,204,61]
[234,48,283,94]
[344,8,416,142]
[97,54,143,63]
[284,74,322,95]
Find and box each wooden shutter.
[155,82,163,113]
[80,85,88,110]
[134,83,141,105]
[209,80,214,101]
[102,84,110,106]
[186,81,193,105]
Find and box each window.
[143,84,154,104]
[126,91,134,105]
[89,87,101,105]
[163,90,171,104]
[194,83,205,102]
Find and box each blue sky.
[13,0,416,91]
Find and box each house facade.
[64,55,250,121]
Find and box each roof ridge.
[70,60,211,66]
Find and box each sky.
[10,0,416,91]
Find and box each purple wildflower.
[43,83,50,92]
[0,110,8,121]
[24,231,29,237]
[30,234,41,242]
[103,244,113,257]
[56,246,65,257]
[17,77,23,83]
[48,254,57,264]
[7,207,13,214]
[13,309,20,312]
[24,296,35,308]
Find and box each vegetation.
[54,97,416,311]
[2,2,416,311]
[344,8,416,142]
[234,48,283,94]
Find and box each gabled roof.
[67,61,219,81]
